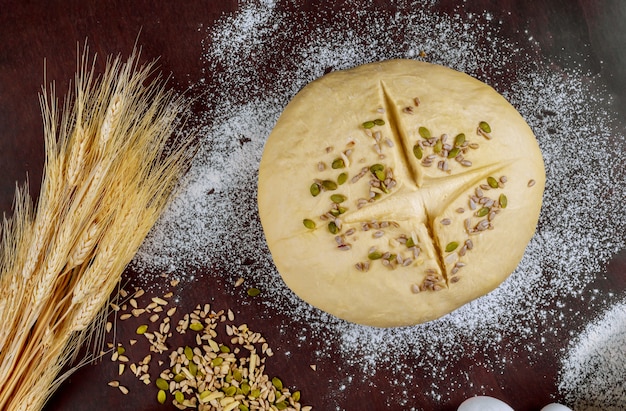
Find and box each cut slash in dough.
[258,59,545,327]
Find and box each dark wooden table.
[1,1,625,410]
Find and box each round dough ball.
[258,59,545,327]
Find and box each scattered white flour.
[559,299,626,410]
[130,1,626,409]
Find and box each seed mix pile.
[103,278,310,411]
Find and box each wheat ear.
[0,45,195,410]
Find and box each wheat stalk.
[0,45,195,410]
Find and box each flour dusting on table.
[131,1,626,408]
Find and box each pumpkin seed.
[476,207,490,217]
[406,237,416,248]
[117,346,125,355]
[136,325,148,335]
[173,373,185,383]
[156,378,169,391]
[322,180,337,190]
[447,147,460,158]
[189,322,203,332]
[184,346,193,361]
[454,133,466,147]
[337,172,348,185]
[293,391,301,402]
[499,193,508,208]
[370,163,384,173]
[331,158,345,169]
[275,402,288,410]
[328,221,338,234]
[433,139,443,153]
[374,118,385,126]
[174,390,185,404]
[479,121,491,133]
[250,389,261,398]
[362,121,375,129]
[224,385,237,396]
[272,376,283,390]
[487,176,499,188]
[368,251,383,260]
[188,362,198,376]
[220,345,231,353]
[445,242,459,252]
[330,194,346,203]
[310,183,320,197]
[303,219,316,229]
[157,389,166,404]
[239,405,249,411]
[418,126,431,139]
[241,382,251,395]
[247,287,261,297]
[212,357,224,367]
[337,206,347,214]
[413,144,423,159]
[375,169,386,181]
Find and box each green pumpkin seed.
[337,172,348,185]
[173,373,185,383]
[445,242,459,252]
[220,345,231,353]
[136,324,148,335]
[499,193,508,208]
[406,237,416,248]
[251,389,261,398]
[433,139,443,153]
[418,126,431,139]
[303,219,316,229]
[156,378,169,391]
[487,176,499,188]
[370,163,384,173]
[310,183,320,197]
[241,382,251,395]
[454,133,466,147]
[479,121,491,133]
[375,169,386,181]
[174,390,185,404]
[117,346,125,355]
[275,402,288,410]
[375,118,385,125]
[322,180,337,190]
[337,206,347,214]
[212,357,224,367]
[157,389,166,404]
[368,251,383,260]
[223,386,237,396]
[188,362,198,376]
[272,377,283,390]
[189,322,203,332]
[476,207,490,217]
[362,121,375,129]
[239,405,250,411]
[448,147,460,158]
[331,158,345,169]
[184,346,193,361]
[413,144,423,159]
[328,221,338,234]
[330,194,346,203]
[247,287,261,297]
[293,391,301,402]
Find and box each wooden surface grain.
[1,1,625,410]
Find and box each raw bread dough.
[258,59,545,327]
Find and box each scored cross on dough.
[258,59,545,327]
